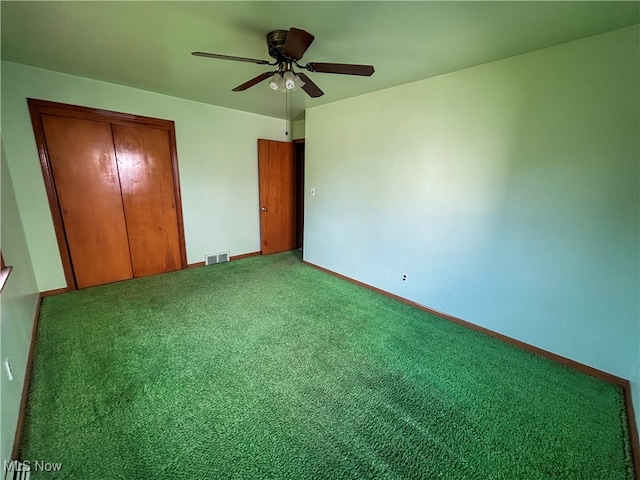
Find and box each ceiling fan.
[192,27,375,98]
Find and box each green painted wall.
[305,26,639,428]
[1,142,40,465]
[1,61,288,291]
[292,120,306,140]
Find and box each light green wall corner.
[292,120,306,140]
[1,141,40,465]
[305,25,639,431]
[1,61,288,291]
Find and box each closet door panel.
[41,115,134,288]
[112,124,182,278]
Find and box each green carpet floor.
[21,252,634,479]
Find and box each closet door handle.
[261,207,268,211]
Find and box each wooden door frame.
[27,98,188,290]
[294,139,305,250]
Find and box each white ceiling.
[2,1,638,120]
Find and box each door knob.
[261,207,268,211]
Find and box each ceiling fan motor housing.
[267,30,290,60]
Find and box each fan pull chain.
[285,90,290,137]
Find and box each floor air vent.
[205,251,230,265]
[4,462,30,480]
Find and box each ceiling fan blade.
[191,52,270,65]
[297,73,324,98]
[232,71,276,91]
[305,62,374,76]
[283,28,315,60]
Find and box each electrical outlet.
[401,273,408,282]
[4,357,13,381]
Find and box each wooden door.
[29,99,187,290]
[258,139,297,255]
[41,115,134,288]
[112,124,182,278]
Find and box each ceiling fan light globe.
[283,71,296,90]
[280,71,305,92]
[268,73,284,91]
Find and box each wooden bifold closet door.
[29,99,186,290]
[111,123,182,279]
